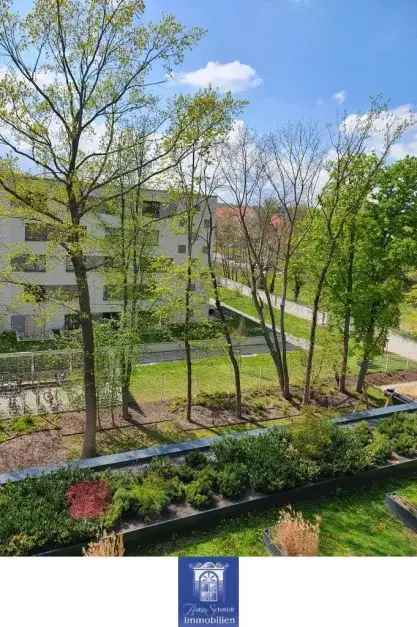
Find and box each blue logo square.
[178,557,239,626]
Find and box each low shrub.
[213,435,252,467]
[166,476,186,503]
[377,414,417,458]
[184,451,208,470]
[316,425,374,478]
[218,463,249,499]
[270,507,320,556]
[246,430,319,493]
[196,465,219,491]
[0,470,103,556]
[148,458,177,480]
[105,475,171,526]
[66,480,111,520]
[174,463,197,484]
[185,477,215,510]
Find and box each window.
[65,313,80,330]
[143,201,161,217]
[178,244,186,254]
[204,218,210,228]
[147,230,160,246]
[12,254,46,272]
[66,255,109,272]
[104,225,118,238]
[189,283,196,291]
[44,285,78,300]
[25,222,48,241]
[103,285,122,301]
[202,245,209,254]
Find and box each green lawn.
[222,268,417,345]
[219,287,314,340]
[134,474,417,557]
[130,352,312,403]
[218,287,416,372]
[398,302,417,340]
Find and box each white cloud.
[332,90,347,105]
[342,104,417,157]
[176,61,262,93]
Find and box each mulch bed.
[0,383,377,474]
[366,370,417,386]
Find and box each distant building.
[0,189,216,337]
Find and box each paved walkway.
[220,277,417,362]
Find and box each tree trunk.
[356,356,370,393]
[293,278,302,302]
[339,309,351,393]
[184,235,193,422]
[73,256,98,458]
[339,220,356,393]
[249,268,286,394]
[121,355,131,422]
[208,264,242,418]
[356,327,374,393]
[303,260,331,404]
[279,255,291,399]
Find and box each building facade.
[0,189,215,338]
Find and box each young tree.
[0,0,203,456]
[263,123,324,397]
[169,90,242,421]
[101,124,163,420]
[302,102,411,404]
[219,124,289,398]
[325,154,380,391]
[350,157,417,391]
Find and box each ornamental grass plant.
[271,507,320,556]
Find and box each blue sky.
[143,0,417,132]
[13,0,417,147]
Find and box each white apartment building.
[0,189,215,338]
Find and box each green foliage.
[218,463,249,500]
[185,478,214,510]
[141,321,224,343]
[166,476,186,503]
[105,474,170,525]
[244,430,319,493]
[213,436,252,467]
[148,458,177,480]
[174,463,197,484]
[0,470,103,556]
[377,414,417,458]
[184,451,208,470]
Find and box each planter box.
[36,455,417,557]
[263,529,287,556]
[385,493,417,533]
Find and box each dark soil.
[366,370,417,386]
[0,383,375,474]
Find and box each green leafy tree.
[168,89,243,421]
[0,0,203,456]
[350,157,417,391]
[302,101,410,404]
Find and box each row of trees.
[1,1,417,459]
[215,109,417,405]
